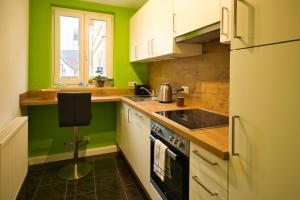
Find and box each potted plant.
[93,73,107,87]
[89,67,108,87]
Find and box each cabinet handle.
[148,40,151,55]
[151,39,155,55]
[173,13,176,34]
[221,6,229,37]
[192,150,218,166]
[232,115,240,156]
[127,108,132,123]
[192,176,218,196]
[134,45,138,59]
[233,0,242,39]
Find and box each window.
[53,8,113,85]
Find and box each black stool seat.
[57,92,93,180]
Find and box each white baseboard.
[28,145,118,166]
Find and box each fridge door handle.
[233,0,242,39]
[232,115,240,156]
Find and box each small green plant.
[93,72,107,81]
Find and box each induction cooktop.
[155,109,229,130]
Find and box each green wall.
[28,0,147,157]
[28,103,116,157]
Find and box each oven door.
[150,132,189,200]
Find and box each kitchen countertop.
[20,90,229,160]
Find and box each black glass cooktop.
[156,109,229,130]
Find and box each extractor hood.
[175,22,220,44]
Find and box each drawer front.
[190,142,228,191]
[190,166,228,200]
[132,109,150,128]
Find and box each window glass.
[60,16,80,78]
[88,19,107,78]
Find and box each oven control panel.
[151,120,190,156]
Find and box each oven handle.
[150,135,178,160]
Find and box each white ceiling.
[81,0,148,9]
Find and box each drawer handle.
[192,150,218,166]
[134,112,143,118]
[192,176,218,196]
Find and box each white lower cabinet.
[189,142,228,200]
[116,103,161,200]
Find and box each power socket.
[83,136,90,143]
[128,81,137,87]
[181,86,189,94]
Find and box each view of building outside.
[59,16,80,78]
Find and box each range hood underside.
[175,22,220,44]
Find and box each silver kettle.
[158,83,173,103]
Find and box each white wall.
[0,0,28,129]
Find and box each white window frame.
[52,7,114,85]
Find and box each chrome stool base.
[58,162,92,180]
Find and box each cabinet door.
[129,14,139,62]
[229,41,300,200]
[130,0,174,61]
[150,0,174,57]
[130,10,149,62]
[220,0,232,43]
[130,110,151,190]
[117,103,152,193]
[174,0,220,37]
[231,0,300,50]
[116,103,132,163]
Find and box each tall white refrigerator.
[229,1,300,200]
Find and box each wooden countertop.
[19,88,130,106]
[20,96,123,106]
[20,89,229,160]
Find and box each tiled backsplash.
[148,41,230,114]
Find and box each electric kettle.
[158,83,172,103]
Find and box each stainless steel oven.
[150,120,189,200]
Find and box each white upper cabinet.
[231,0,300,50]
[130,0,202,63]
[149,0,174,58]
[174,0,220,37]
[130,0,173,62]
[130,1,152,61]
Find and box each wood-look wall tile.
[148,41,230,114]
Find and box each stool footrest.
[63,140,89,147]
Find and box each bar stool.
[57,92,92,180]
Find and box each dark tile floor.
[17,152,149,200]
